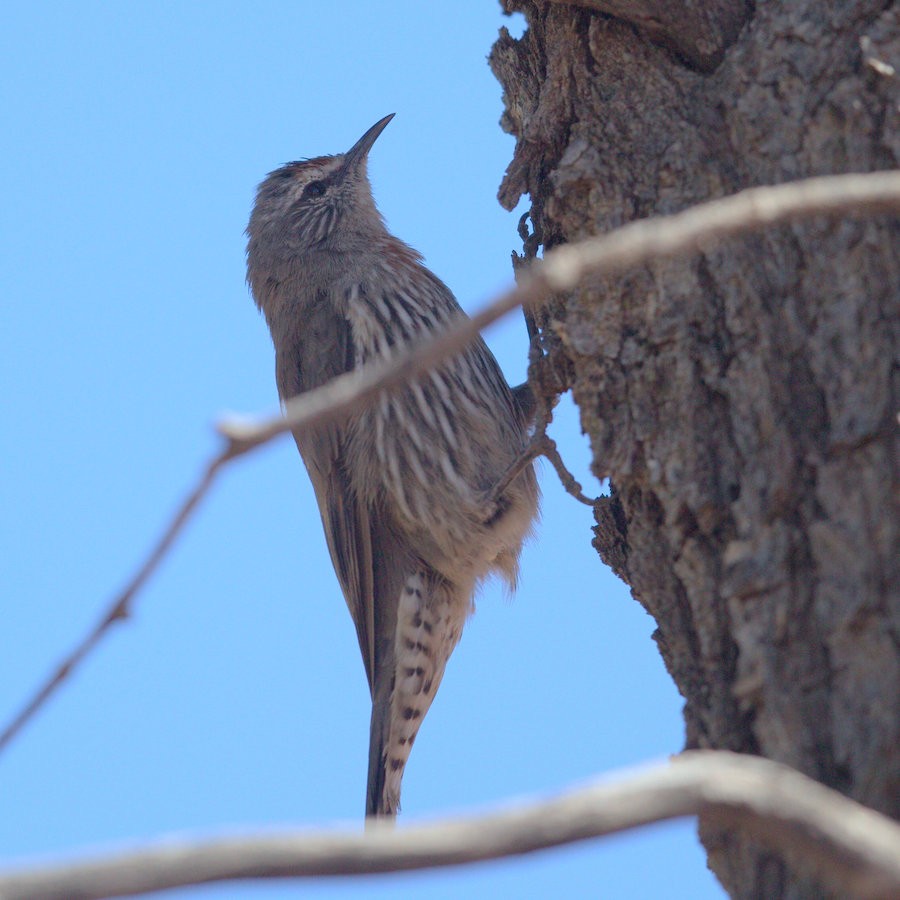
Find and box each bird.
[245,114,539,818]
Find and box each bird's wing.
[274,299,408,696]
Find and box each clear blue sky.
[1,4,724,898]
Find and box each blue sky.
[1,3,723,898]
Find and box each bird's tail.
[365,673,394,819]
[365,569,465,819]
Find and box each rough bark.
[490,2,899,898]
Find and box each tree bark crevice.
[492,2,899,896]
[545,0,753,72]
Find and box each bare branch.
[218,170,900,451]
[1,752,898,900]
[488,432,597,509]
[0,458,225,754]
[535,434,597,506]
[2,170,897,756]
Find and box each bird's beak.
[342,114,395,171]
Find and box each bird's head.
[247,114,394,259]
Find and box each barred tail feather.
[365,570,466,818]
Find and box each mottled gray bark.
[490,2,899,897]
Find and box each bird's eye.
[302,180,327,199]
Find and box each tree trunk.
[490,2,899,897]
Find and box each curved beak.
[342,114,395,171]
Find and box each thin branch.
[218,170,900,450]
[535,434,597,505]
[1,752,898,900]
[487,433,597,509]
[2,170,898,756]
[0,457,226,753]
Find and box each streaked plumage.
[246,115,538,816]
